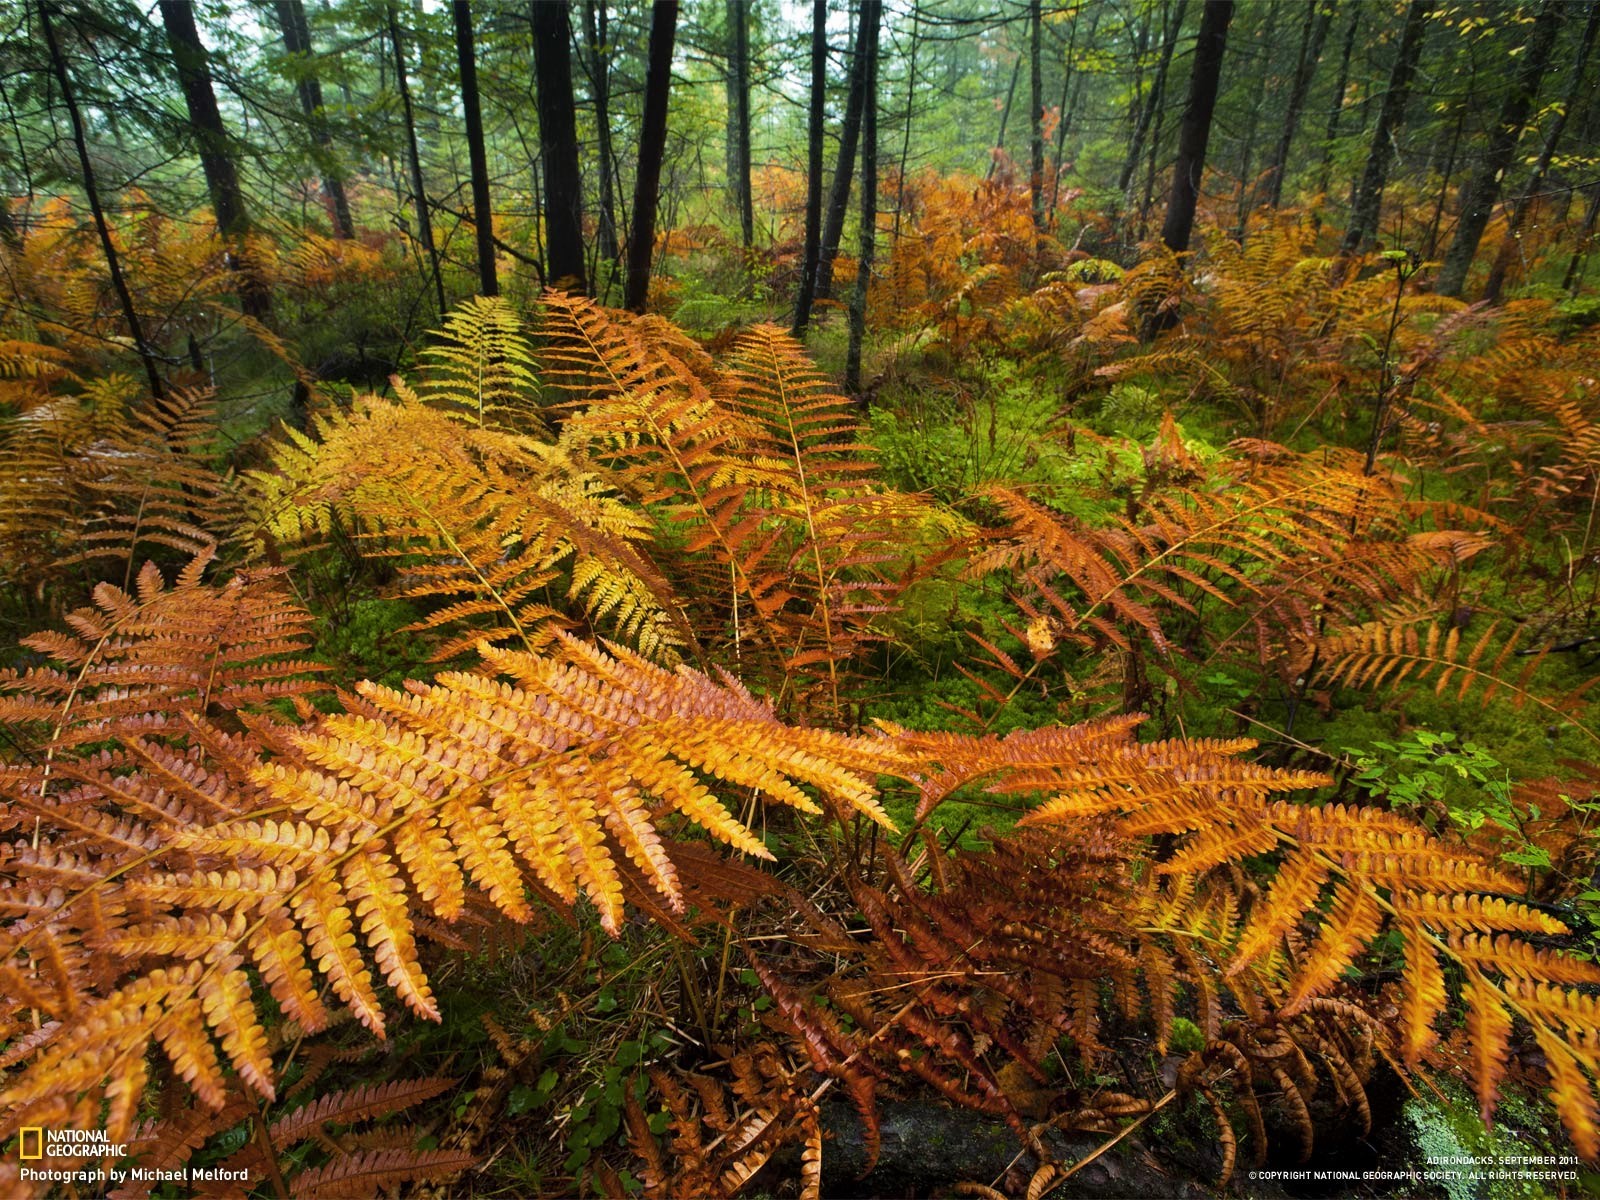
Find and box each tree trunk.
[893,2,920,242]
[1159,0,1234,257]
[792,0,827,336]
[1338,0,1433,257]
[1435,0,1566,297]
[1118,0,1188,219]
[726,0,754,247]
[1314,1,1359,204]
[532,0,587,293]
[1483,1,1598,303]
[818,2,880,302]
[1028,0,1044,229]
[1561,184,1600,294]
[582,0,620,274]
[1232,0,1279,239]
[624,0,678,313]
[388,4,446,317]
[275,0,354,238]
[1423,105,1465,261]
[987,55,1022,182]
[1264,0,1333,209]
[453,1,498,297]
[39,0,163,400]
[846,3,880,397]
[158,0,272,321]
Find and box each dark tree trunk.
[532,0,587,293]
[1436,0,1565,297]
[1118,0,1188,217]
[159,0,272,321]
[1159,0,1234,256]
[388,4,446,317]
[453,1,498,297]
[726,0,754,247]
[1264,0,1333,209]
[39,0,163,400]
[1028,0,1044,229]
[582,0,619,273]
[275,0,353,238]
[1338,0,1433,257]
[1314,1,1359,204]
[1562,185,1600,294]
[819,2,880,301]
[1484,1,1598,303]
[624,1,678,313]
[792,0,826,336]
[846,2,879,396]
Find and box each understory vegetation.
[4,0,1600,1197]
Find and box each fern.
[243,393,691,661]
[418,295,541,428]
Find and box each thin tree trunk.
[893,1,920,242]
[1118,0,1188,219]
[388,4,446,316]
[1159,0,1234,257]
[819,2,880,301]
[582,0,619,272]
[726,0,754,247]
[1029,0,1044,229]
[1264,0,1333,210]
[1314,2,1359,209]
[624,0,678,313]
[987,55,1022,182]
[1048,13,1079,219]
[39,0,163,400]
[159,0,272,321]
[846,4,879,397]
[453,2,498,297]
[1232,0,1279,239]
[1483,0,1596,302]
[1423,105,1465,261]
[532,0,587,293]
[793,0,826,336]
[275,0,354,238]
[1562,184,1600,294]
[1338,0,1433,257]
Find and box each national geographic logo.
[13,1127,128,1159]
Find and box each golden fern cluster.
[0,557,912,1184]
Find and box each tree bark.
[1434,0,1567,297]
[792,0,826,336]
[846,2,879,396]
[1423,105,1465,261]
[818,1,880,302]
[1028,0,1044,229]
[39,0,163,400]
[1264,0,1333,209]
[1338,0,1433,257]
[987,55,1022,182]
[624,0,678,313]
[387,4,446,317]
[453,1,498,297]
[1159,0,1234,256]
[581,0,619,273]
[726,0,754,247]
[158,0,272,321]
[532,0,588,293]
[1483,1,1598,303]
[275,0,354,238]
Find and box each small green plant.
[1347,729,1517,834]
